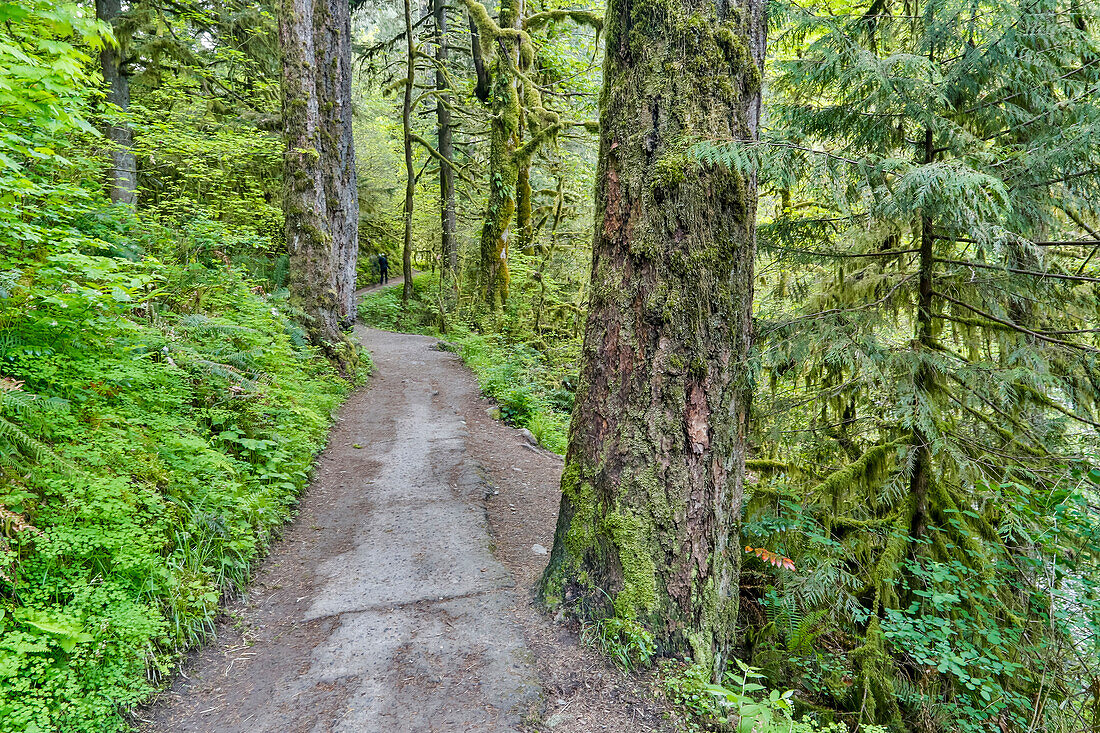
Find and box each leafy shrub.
[0,216,350,732]
[662,660,890,733]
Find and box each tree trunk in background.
[316,0,360,325]
[279,0,345,357]
[96,0,137,206]
[468,13,491,104]
[434,0,458,281]
[515,116,534,253]
[539,0,765,679]
[477,0,521,308]
[401,0,416,303]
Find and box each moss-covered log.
[539,0,765,678]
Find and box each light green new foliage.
[0,4,353,731]
[0,218,350,732]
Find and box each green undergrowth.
[358,272,577,455]
[662,660,890,733]
[0,213,355,732]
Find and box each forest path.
[353,269,416,298]
[145,327,542,732]
[145,322,672,733]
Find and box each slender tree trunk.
[515,114,534,253]
[911,125,936,539]
[401,0,416,304]
[96,0,137,206]
[280,0,346,360]
[539,0,765,678]
[316,0,360,325]
[434,0,458,282]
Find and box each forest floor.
[140,318,674,731]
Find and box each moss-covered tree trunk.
[316,0,360,325]
[434,0,458,281]
[539,0,764,677]
[476,0,522,308]
[96,0,137,206]
[516,152,534,253]
[279,0,351,364]
[401,0,416,304]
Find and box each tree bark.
[280,0,345,357]
[401,0,416,304]
[434,0,458,282]
[539,0,765,678]
[515,121,534,253]
[96,0,137,206]
[316,0,360,325]
[476,0,522,309]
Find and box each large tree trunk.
[279,0,343,354]
[316,0,360,325]
[539,0,765,678]
[434,0,458,281]
[96,0,137,206]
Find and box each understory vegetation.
[0,3,351,730]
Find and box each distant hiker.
[378,253,389,284]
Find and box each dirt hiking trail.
[144,323,672,733]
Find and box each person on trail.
[378,253,389,284]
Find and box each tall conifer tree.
[541,0,765,677]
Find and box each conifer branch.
[934,290,1100,352]
[934,258,1100,284]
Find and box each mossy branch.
[460,0,528,54]
[409,132,476,186]
[807,438,910,499]
[523,9,603,34]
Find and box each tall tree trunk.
[96,0,137,206]
[316,0,360,325]
[401,0,416,304]
[539,0,765,678]
[911,125,936,539]
[435,0,458,282]
[279,0,345,359]
[477,0,522,308]
[515,115,534,253]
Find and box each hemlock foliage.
[694,0,1100,728]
